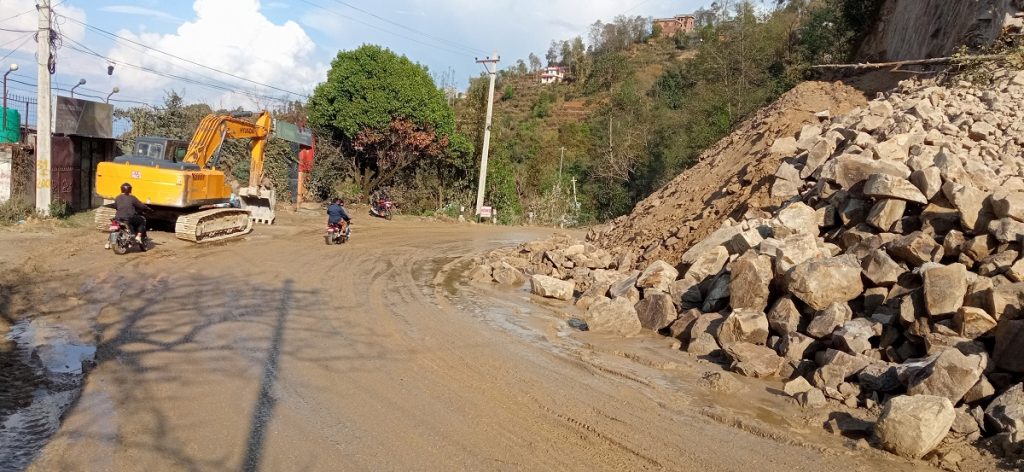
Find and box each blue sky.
[0,0,709,109]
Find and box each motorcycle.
[325,221,351,245]
[370,196,394,220]
[105,218,148,254]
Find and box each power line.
[0,7,36,24]
[0,35,33,62]
[57,14,309,99]
[327,0,486,55]
[622,0,658,15]
[0,31,33,49]
[62,39,294,104]
[297,0,475,58]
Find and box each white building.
[540,66,565,85]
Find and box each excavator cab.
[112,137,197,170]
[132,137,189,162]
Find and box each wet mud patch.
[0,320,95,470]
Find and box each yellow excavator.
[94,110,277,243]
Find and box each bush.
[501,86,516,101]
[0,197,34,225]
[48,199,72,219]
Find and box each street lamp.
[106,86,120,103]
[2,63,18,132]
[70,78,86,98]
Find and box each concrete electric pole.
[557,146,565,192]
[35,0,53,214]
[473,52,499,216]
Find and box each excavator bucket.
[238,186,276,225]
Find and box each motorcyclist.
[327,198,351,234]
[115,183,151,247]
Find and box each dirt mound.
[588,80,869,268]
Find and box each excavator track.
[174,208,253,243]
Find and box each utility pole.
[571,177,579,210]
[35,0,53,215]
[473,51,499,216]
[557,146,565,192]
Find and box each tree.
[528,53,542,73]
[352,118,448,193]
[545,40,559,66]
[307,45,457,196]
[114,92,212,154]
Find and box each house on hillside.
[654,14,696,38]
[540,66,565,85]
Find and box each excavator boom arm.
[183,111,273,188]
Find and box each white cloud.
[0,0,88,58]
[99,5,181,23]
[102,0,327,108]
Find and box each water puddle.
[0,319,96,470]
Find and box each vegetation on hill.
[111,0,882,222]
[454,0,884,225]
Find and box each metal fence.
[2,92,38,129]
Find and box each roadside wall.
[857,0,1024,61]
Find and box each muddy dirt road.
[0,212,939,471]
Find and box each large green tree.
[308,45,460,196]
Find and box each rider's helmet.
[121,183,132,194]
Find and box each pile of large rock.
[475,70,1024,463]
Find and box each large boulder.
[778,332,817,361]
[724,342,784,378]
[725,228,766,255]
[832,318,879,354]
[687,313,725,356]
[492,262,525,285]
[994,319,1024,373]
[634,291,677,331]
[608,271,641,303]
[669,275,702,310]
[831,154,911,189]
[906,349,986,404]
[910,167,943,201]
[988,217,1024,243]
[858,362,902,392]
[888,232,943,267]
[786,256,864,311]
[584,297,643,336]
[866,198,906,232]
[685,246,729,282]
[773,233,823,275]
[874,395,955,459]
[717,309,770,347]
[863,174,928,204]
[942,181,991,232]
[921,263,968,317]
[988,282,1024,320]
[636,260,678,292]
[729,252,773,311]
[529,275,575,301]
[767,296,801,336]
[992,191,1024,222]
[807,302,852,338]
[861,249,904,286]
[985,383,1024,435]
[954,307,997,339]
[701,273,731,313]
[777,202,819,236]
[668,309,702,343]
